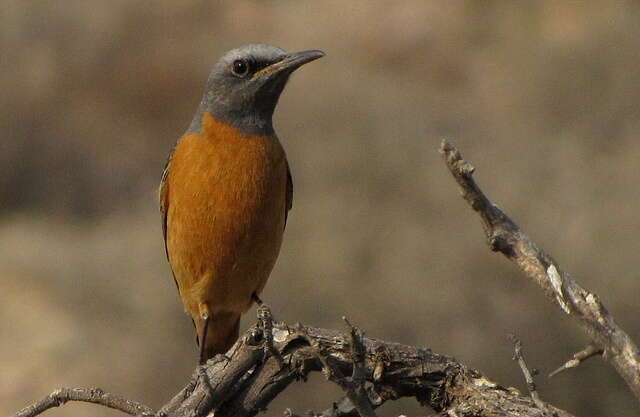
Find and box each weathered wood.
[12,318,577,417]
[167,320,574,417]
[11,387,153,417]
[440,139,640,401]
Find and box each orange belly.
[165,112,288,319]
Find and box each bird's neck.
[187,99,275,137]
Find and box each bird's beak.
[278,50,325,72]
[253,50,325,79]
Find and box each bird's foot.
[256,303,285,368]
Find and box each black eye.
[232,59,249,77]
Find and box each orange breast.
[165,112,288,317]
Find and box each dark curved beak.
[279,50,325,72]
[253,49,325,80]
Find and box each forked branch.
[12,318,575,417]
[440,139,640,400]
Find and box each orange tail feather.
[196,312,241,362]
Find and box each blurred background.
[2,1,639,416]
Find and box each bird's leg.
[198,313,210,365]
[255,301,284,368]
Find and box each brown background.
[2,2,639,416]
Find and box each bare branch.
[308,317,378,417]
[549,344,604,378]
[13,318,575,417]
[508,334,545,410]
[168,320,574,417]
[10,387,154,417]
[440,139,640,401]
[344,317,380,417]
[285,394,373,417]
[314,351,376,417]
[156,372,199,417]
[171,336,265,417]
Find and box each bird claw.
[256,303,285,368]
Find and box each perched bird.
[160,44,324,364]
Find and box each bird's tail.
[196,311,241,362]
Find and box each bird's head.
[189,44,325,135]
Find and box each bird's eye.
[231,59,250,77]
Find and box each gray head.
[188,44,324,135]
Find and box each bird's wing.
[285,160,293,227]
[160,145,198,332]
[159,145,174,258]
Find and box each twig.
[344,317,380,417]
[508,334,545,410]
[440,139,640,401]
[309,322,378,417]
[284,394,373,417]
[549,344,604,378]
[10,387,154,417]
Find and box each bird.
[159,44,324,364]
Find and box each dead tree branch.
[308,318,379,417]
[12,319,576,417]
[170,321,577,417]
[440,139,640,401]
[508,334,545,410]
[549,344,603,378]
[166,320,577,417]
[12,387,154,417]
